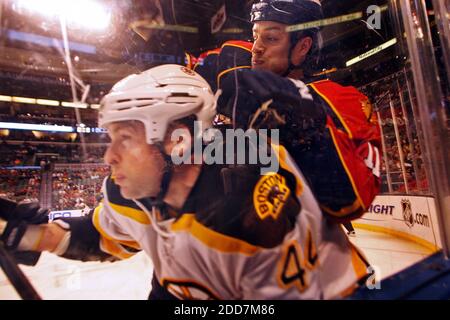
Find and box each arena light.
[0,122,74,133]
[61,101,88,109]
[3,166,41,170]
[12,96,36,104]
[7,30,97,54]
[37,99,59,106]
[15,0,111,31]
[0,95,12,102]
[346,38,398,67]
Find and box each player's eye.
[265,35,278,42]
[120,133,131,139]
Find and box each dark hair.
[166,115,197,140]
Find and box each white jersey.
[91,144,369,299]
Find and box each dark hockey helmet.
[250,0,324,31]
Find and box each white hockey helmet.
[99,64,217,144]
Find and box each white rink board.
[48,209,86,221]
[355,195,442,250]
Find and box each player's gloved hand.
[218,69,326,141]
[1,199,49,266]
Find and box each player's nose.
[252,38,264,55]
[104,143,119,166]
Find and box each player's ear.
[292,36,313,65]
[163,123,192,160]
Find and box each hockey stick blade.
[0,242,41,299]
[0,198,41,299]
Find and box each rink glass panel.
[0,0,449,299]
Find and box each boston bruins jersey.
[195,40,381,222]
[61,143,369,299]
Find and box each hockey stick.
[0,243,41,300]
[0,197,41,300]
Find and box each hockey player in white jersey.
[1,64,369,299]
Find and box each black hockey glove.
[218,69,326,147]
[0,198,49,266]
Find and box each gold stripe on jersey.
[308,83,354,139]
[320,199,362,218]
[338,242,370,298]
[171,214,262,256]
[349,242,369,281]
[217,65,251,88]
[161,277,221,300]
[100,237,135,260]
[92,205,141,250]
[108,202,151,225]
[324,125,366,213]
[181,286,190,299]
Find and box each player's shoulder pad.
[309,79,365,99]
[217,41,252,89]
[188,142,303,249]
[191,47,222,91]
[309,79,377,138]
[246,167,301,248]
[194,48,221,69]
[197,163,300,248]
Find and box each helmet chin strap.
[133,142,176,240]
[146,142,174,207]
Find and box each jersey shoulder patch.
[187,163,301,248]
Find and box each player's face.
[104,121,165,199]
[252,21,291,75]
